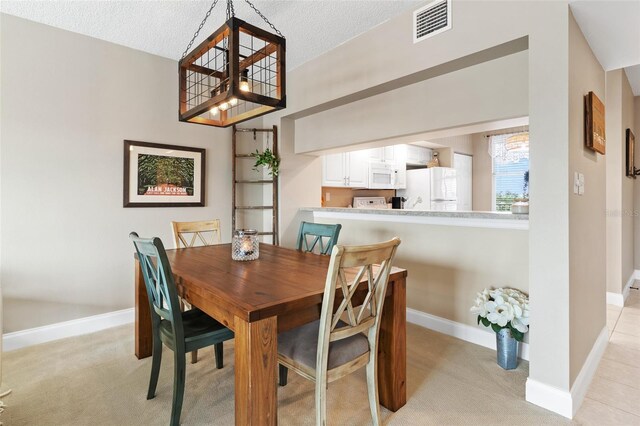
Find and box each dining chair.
[171,219,222,363]
[130,232,234,426]
[278,221,343,386]
[278,238,401,426]
[172,219,222,248]
[296,222,342,255]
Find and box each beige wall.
[568,12,607,384]
[605,70,623,295]
[635,96,640,269]
[0,15,232,332]
[314,216,529,330]
[294,50,528,154]
[606,69,636,295]
[621,78,635,289]
[0,13,3,379]
[472,133,493,211]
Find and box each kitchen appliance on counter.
[353,197,389,209]
[391,197,406,209]
[397,167,457,211]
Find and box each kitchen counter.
[300,207,529,230]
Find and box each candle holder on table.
[232,229,259,261]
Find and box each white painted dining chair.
[277,237,401,425]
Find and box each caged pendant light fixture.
[178,0,286,127]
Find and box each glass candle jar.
[232,229,259,261]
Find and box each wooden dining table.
[134,243,407,425]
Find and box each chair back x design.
[297,221,342,255]
[131,233,183,337]
[172,219,221,248]
[277,237,401,426]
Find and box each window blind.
[490,133,529,212]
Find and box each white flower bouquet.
[470,288,530,342]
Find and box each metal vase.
[496,328,518,370]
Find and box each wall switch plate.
[578,173,585,195]
[573,172,585,195]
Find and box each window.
[490,132,529,212]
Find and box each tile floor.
[573,285,640,424]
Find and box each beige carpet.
[1,323,569,425]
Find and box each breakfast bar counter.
[300,207,529,230]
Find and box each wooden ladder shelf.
[232,125,279,245]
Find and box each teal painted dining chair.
[130,232,234,426]
[296,222,342,255]
[279,221,343,386]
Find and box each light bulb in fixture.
[210,106,219,115]
[219,102,229,111]
[230,98,238,106]
[240,69,250,92]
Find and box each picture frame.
[123,140,206,207]
[584,91,606,154]
[627,129,636,179]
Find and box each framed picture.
[123,140,205,207]
[627,129,636,179]
[584,91,606,154]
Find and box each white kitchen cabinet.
[405,145,432,165]
[322,151,368,188]
[383,146,395,162]
[347,150,368,187]
[366,147,395,163]
[454,153,473,211]
[322,153,347,187]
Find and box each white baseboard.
[606,292,625,307]
[406,307,529,361]
[2,308,134,351]
[525,326,608,419]
[525,378,573,419]
[607,272,637,307]
[569,326,609,417]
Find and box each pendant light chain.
[181,0,284,60]
[181,0,221,59]
[226,0,236,20]
[243,0,284,38]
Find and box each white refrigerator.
[397,167,457,211]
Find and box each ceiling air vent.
[414,0,452,43]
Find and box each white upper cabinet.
[322,151,368,188]
[366,147,395,163]
[347,151,369,188]
[322,153,347,187]
[383,146,395,162]
[405,145,431,165]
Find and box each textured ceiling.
[0,0,422,70]
[570,0,640,95]
[4,1,638,94]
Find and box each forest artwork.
[124,140,205,207]
[137,154,195,196]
